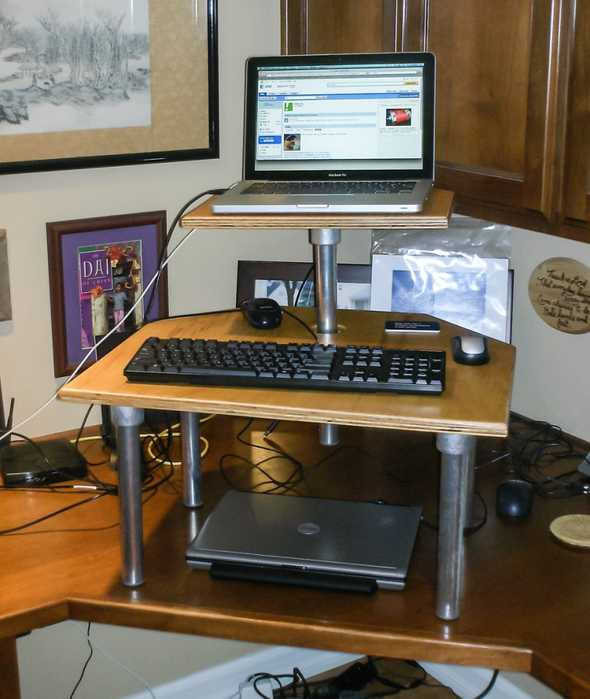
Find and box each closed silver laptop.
[186,491,422,590]
[213,52,435,214]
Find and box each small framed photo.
[371,254,512,342]
[47,211,168,377]
[236,261,371,310]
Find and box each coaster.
[549,514,590,549]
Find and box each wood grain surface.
[180,189,453,230]
[58,308,515,437]
[0,418,589,696]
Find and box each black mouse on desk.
[241,297,283,329]
[451,334,490,365]
[496,479,534,519]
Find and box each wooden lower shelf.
[0,418,589,697]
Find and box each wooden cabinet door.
[560,0,590,240]
[408,0,559,227]
[280,1,589,239]
[281,0,397,55]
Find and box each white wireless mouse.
[452,335,490,365]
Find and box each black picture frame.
[0,0,219,175]
[236,260,372,309]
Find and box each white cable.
[0,226,199,444]
[72,622,157,698]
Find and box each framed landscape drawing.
[47,211,168,377]
[237,261,372,310]
[0,0,218,174]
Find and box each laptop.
[186,490,422,591]
[212,52,435,214]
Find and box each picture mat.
[0,0,213,167]
[0,230,12,321]
[371,254,511,341]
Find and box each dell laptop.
[186,490,422,591]
[212,52,435,214]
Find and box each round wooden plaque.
[528,257,590,334]
[550,514,590,549]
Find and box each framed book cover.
[47,211,168,376]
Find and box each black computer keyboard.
[124,338,445,395]
[243,181,416,195]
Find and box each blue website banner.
[259,92,420,100]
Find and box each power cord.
[506,414,588,499]
[293,263,315,308]
[70,622,157,698]
[0,413,195,534]
[240,658,451,698]
[143,187,228,319]
[473,669,499,699]
[68,622,93,699]
[219,418,369,496]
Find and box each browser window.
[255,63,425,172]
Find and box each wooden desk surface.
[180,188,453,229]
[0,419,588,697]
[58,309,515,438]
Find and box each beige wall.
[510,229,590,440]
[5,0,590,696]
[1,2,588,443]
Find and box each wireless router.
[0,440,87,487]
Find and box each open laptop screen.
[244,52,434,182]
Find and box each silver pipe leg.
[112,406,145,587]
[310,229,342,447]
[435,432,477,620]
[319,423,339,446]
[181,412,203,508]
[309,228,341,334]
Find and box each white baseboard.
[125,646,562,699]
[419,661,562,699]
[124,645,360,699]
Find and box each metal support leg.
[309,228,342,446]
[181,412,202,508]
[435,432,477,620]
[309,228,341,334]
[112,406,145,587]
[319,423,340,446]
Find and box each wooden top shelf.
[180,188,453,229]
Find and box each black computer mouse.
[496,479,534,519]
[241,297,283,329]
[451,334,490,365]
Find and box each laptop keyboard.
[243,181,416,195]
